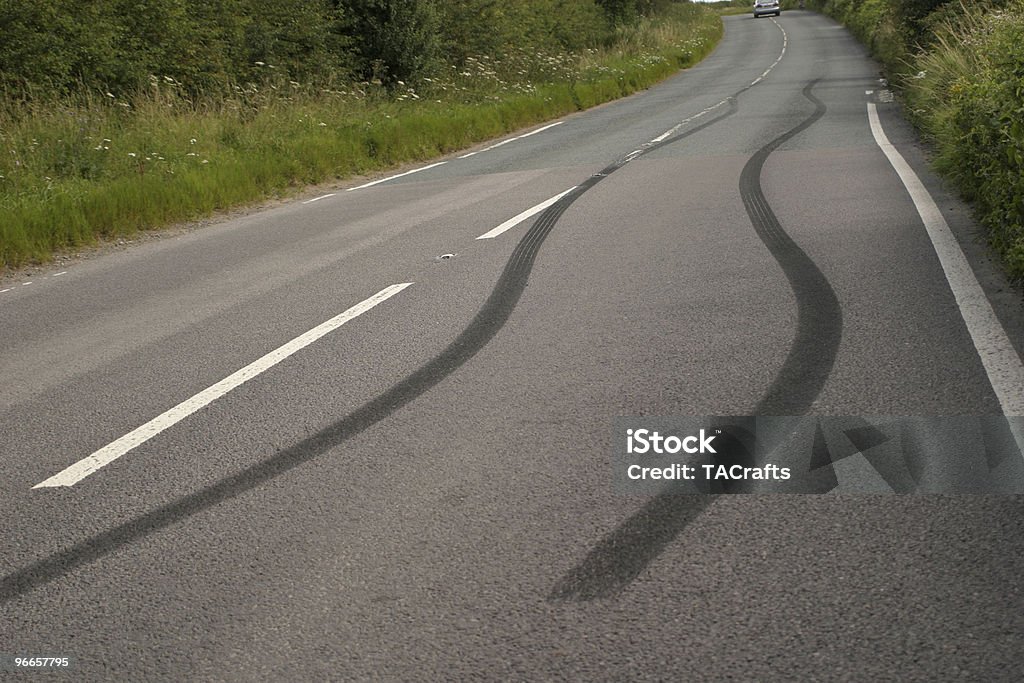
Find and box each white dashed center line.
[33,283,414,488]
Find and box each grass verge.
[816,0,1024,281]
[902,2,1024,280]
[0,4,721,270]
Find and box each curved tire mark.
[0,85,742,606]
[742,80,839,415]
[550,81,838,602]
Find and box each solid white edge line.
[868,102,1024,427]
[476,187,577,240]
[481,138,515,152]
[458,121,563,158]
[518,121,563,138]
[346,162,447,191]
[302,193,336,204]
[32,282,414,489]
[484,121,565,150]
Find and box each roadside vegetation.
[704,0,803,16]
[807,0,1024,281]
[707,1,756,16]
[0,0,721,269]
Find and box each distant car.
[753,0,781,17]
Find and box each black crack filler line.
[0,95,742,605]
[549,80,839,602]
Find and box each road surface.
[2,11,1024,681]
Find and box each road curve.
[2,11,1024,681]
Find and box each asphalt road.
[2,11,1024,681]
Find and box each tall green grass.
[0,4,721,270]
[902,1,1024,279]
[815,0,1024,280]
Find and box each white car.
[754,0,781,17]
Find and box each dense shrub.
[0,0,688,96]
[906,2,1024,277]
[0,0,352,94]
[812,0,1024,279]
[344,0,442,85]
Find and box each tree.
[344,0,441,85]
